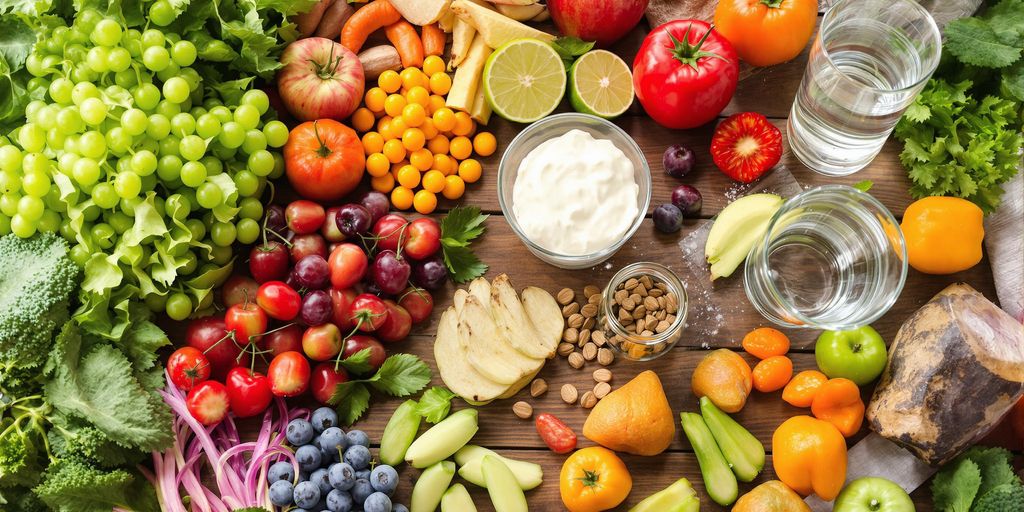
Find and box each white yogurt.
[512,129,639,256]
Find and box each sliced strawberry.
[710,112,783,183]
[186,380,230,426]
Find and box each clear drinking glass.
[743,185,907,331]
[788,0,941,176]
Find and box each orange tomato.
[714,0,818,67]
[283,119,364,201]
[559,447,632,512]
[782,370,828,408]
[772,416,847,501]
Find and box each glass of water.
[743,185,907,331]
[788,0,941,176]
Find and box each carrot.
[421,23,447,57]
[384,21,424,68]
[340,0,401,53]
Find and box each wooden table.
[332,20,1000,512]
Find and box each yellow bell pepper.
[900,196,984,274]
[771,416,847,501]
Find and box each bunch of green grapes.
[0,9,291,321]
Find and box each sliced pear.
[447,35,491,112]
[458,295,541,385]
[520,286,563,355]
[482,455,529,512]
[405,409,478,468]
[495,3,545,21]
[434,307,509,402]
[705,193,784,280]
[450,0,555,48]
[490,274,552,359]
[378,400,421,466]
[411,461,457,512]
[455,445,543,490]
[453,289,470,313]
[441,483,478,512]
[389,0,451,25]
[468,276,491,306]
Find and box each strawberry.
[710,112,783,183]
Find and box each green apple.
[834,477,915,512]
[815,326,887,386]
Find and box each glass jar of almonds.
[598,262,687,361]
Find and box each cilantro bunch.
[894,0,1024,213]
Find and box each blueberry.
[343,444,371,470]
[328,462,356,491]
[268,460,296,484]
[293,480,322,509]
[296,444,323,473]
[355,468,371,481]
[311,407,338,433]
[663,144,696,178]
[351,478,374,505]
[269,480,294,506]
[320,427,348,454]
[345,429,370,448]
[369,465,398,496]
[326,488,354,512]
[287,419,315,446]
[392,505,409,512]
[653,203,684,233]
[363,491,392,512]
[309,467,332,496]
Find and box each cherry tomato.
[376,300,412,343]
[167,347,211,391]
[328,243,369,290]
[310,362,350,404]
[373,213,408,253]
[330,288,358,331]
[535,413,577,454]
[267,351,311,397]
[256,281,301,321]
[714,0,817,67]
[290,233,328,262]
[225,367,273,418]
[342,335,387,374]
[249,241,290,283]
[347,293,389,332]
[302,323,344,361]
[186,380,230,426]
[222,275,259,308]
[403,218,441,260]
[285,199,326,234]
[186,315,248,379]
[225,302,269,344]
[398,287,434,324]
[260,323,305,357]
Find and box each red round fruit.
[398,287,434,324]
[260,324,304,357]
[186,380,230,426]
[322,206,346,242]
[223,275,259,308]
[343,335,387,373]
[256,281,302,321]
[277,38,364,122]
[285,200,326,235]
[310,362,349,404]
[167,347,211,392]
[225,302,269,344]
[284,119,365,202]
[373,214,408,253]
[267,351,311,397]
[302,323,344,361]
[347,293,389,332]
[403,218,442,260]
[186,315,248,379]
[328,243,368,289]
[225,367,273,418]
[376,300,412,343]
[290,233,329,262]
[330,288,358,331]
[250,241,291,283]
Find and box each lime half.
[569,50,634,119]
[483,38,566,124]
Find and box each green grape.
[72,158,100,186]
[85,46,110,73]
[114,172,141,199]
[119,196,143,215]
[200,156,223,175]
[78,10,103,31]
[189,106,208,118]
[233,104,260,130]
[269,152,285,179]
[63,135,79,155]
[247,150,275,177]
[69,244,91,265]
[146,113,171,139]
[241,129,267,154]
[91,19,122,46]
[159,135,180,156]
[165,292,192,321]
[209,106,233,123]
[210,221,236,246]
[171,40,197,66]
[165,193,192,219]
[195,114,222,139]
[144,292,167,313]
[48,78,74,104]
[107,211,133,233]
[27,77,50,94]
[0,193,20,216]
[195,181,222,209]
[115,157,131,174]
[24,54,46,77]
[218,121,245,149]
[121,108,148,136]
[0,172,17,193]
[71,67,98,84]
[46,127,67,149]
[78,131,106,159]
[79,97,108,126]
[91,182,119,209]
[140,173,157,192]
[35,105,57,131]
[60,220,76,241]
[58,153,78,174]
[212,144,236,161]
[180,161,206,187]
[71,82,99,105]
[156,100,181,118]
[157,65,183,86]
[37,210,60,233]
[25,100,46,120]
[0,146,23,172]
[21,153,49,175]
[17,196,43,221]
[142,45,170,71]
[18,124,46,153]
[131,150,158,176]
[179,135,206,161]
[66,44,88,63]
[171,113,196,136]
[133,83,161,111]
[114,70,138,89]
[106,47,132,72]
[137,137,160,155]
[157,155,182,181]
[92,223,115,248]
[236,218,259,244]
[179,68,201,91]
[263,120,289,148]
[0,214,11,236]
[141,28,166,47]
[233,170,259,197]
[82,203,101,222]
[56,107,84,134]
[10,214,36,238]
[22,171,51,197]
[180,250,198,275]
[163,77,190,104]
[241,89,270,115]
[106,127,132,154]
[238,197,263,220]
[44,185,63,211]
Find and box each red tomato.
[256,281,302,321]
[535,413,577,454]
[633,20,739,129]
[376,300,412,343]
[267,351,312,397]
[398,287,434,324]
[284,119,365,201]
[260,323,305,357]
[225,303,269,344]
[225,367,273,418]
[167,347,211,391]
[330,288,358,331]
[302,323,344,361]
[186,315,248,379]
[403,218,442,260]
[342,335,387,373]
[222,275,259,308]
[186,380,230,426]
[310,362,350,404]
[285,200,326,235]
[347,293,389,332]
[328,243,369,290]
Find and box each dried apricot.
[691,349,752,413]
[742,327,790,359]
[752,356,793,392]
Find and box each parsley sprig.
[328,354,432,425]
[440,206,489,283]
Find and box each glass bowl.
[497,113,652,269]
[599,262,688,361]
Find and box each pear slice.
[405,409,478,468]
[456,445,543,490]
[468,276,492,307]
[441,483,478,512]
[705,193,784,280]
[520,286,563,355]
[490,274,552,359]
[411,461,456,512]
[458,295,542,385]
[434,307,508,403]
[482,455,529,512]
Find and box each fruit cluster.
[168,194,442,424]
[268,408,409,512]
[353,56,496,213]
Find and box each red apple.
[548,0,649,47]
[277,37,364,121]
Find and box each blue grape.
[369,465,398,496]
[296,444,323,473]
[269,480,294,507]
[355,468,371,481]
[343,445,371,470]
[326,489,354,512]
[393,505,409,512]
[293,481,322,509]
[287,418,315,445]
[328,462,356,491]
[319,427,348,455]
[345,430,369,448]
[309,468,332,496]
[351,478,374,505]
[268,460,296,484]
[311,407,338,433]
[364,492,392,512]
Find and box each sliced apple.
[458,295,541,385]
[494,2,545,21]
[520,286,562,355]
[450,0,555,48]
[489,275,552,359]
[389,0,451,26]
[456,445,544,490]
[434,307,509,403]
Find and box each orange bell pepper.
[810,378,865,437]
[559,447,632,512]
[901,196,985,274]
[782,370,828,408]
[772,416,847,501]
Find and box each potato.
[357,46,402,81]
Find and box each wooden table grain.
[184,20,1001,512]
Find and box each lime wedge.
[482,38,566,124]
[569,49,634,119]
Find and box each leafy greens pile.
[894,0,1024,214]
[932,446,1024,512]
[0,234,171,511]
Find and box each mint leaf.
[932,458,981,512]
[551,37,595,66]
[339,348,374,376]
[328,382,372,426]
[368,354,431,397]
[961,446,1019,497]
[945,17,1022,68]
[416,387,457,423]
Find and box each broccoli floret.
[973,483,1024,512]
[47,418,142,469]
[0,421,44,489]
[34,459,159,512]
[0,233,80,369]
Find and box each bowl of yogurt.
[498,113,651,269]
